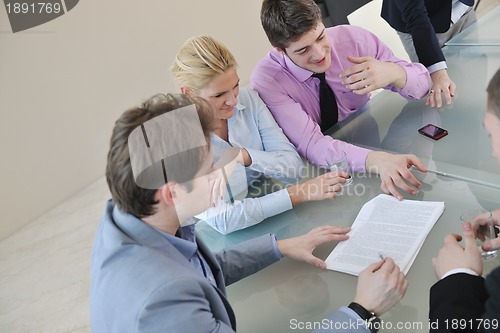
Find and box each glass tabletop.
[197,174,500,333]
[195,14,500,333]
[328,46,500,188]
[446,6,500,46]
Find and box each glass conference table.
[197,176,500,333]
[446,5,500,46]
[196,15,500,333]
[329,44,500,189]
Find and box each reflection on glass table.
[197,171,500,333]
[446,6,500,46]
[328,46,500,187]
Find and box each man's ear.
[159,183,177,207]
[275,47,286,55]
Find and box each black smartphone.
[418,124,448,140]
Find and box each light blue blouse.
[197,87,304,234]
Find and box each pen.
[378,253,385,261]
[410,166,500,190]
[426,169,500,190]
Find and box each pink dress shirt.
[251,25,430,171]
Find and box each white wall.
[347,0,410,62]
[0,0,271,239]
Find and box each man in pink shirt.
[251,0,432,200]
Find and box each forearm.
[240,148,252,166]
[198,189,292,234]
[246,148,304,184]
[215,233,280,285]
[368,27,430,98]
[389,62,407,89]
[429,274,487,332]
[388,62,430,99]
[365,151,384,174]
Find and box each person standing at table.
[251,0,431,201]
[429,68,500,332]
[171,36,349,235]
[90,92,408,333]
[381,0,477,108]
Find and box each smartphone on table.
[418,124,448,140]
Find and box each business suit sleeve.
[213,234,281,286]
[429,273,488,332]
[313,306,369,332]
[392,0,445,68]
[483,267,500,332]
[136,278,236,333]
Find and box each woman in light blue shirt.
[171,36,348,234]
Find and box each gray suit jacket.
[91,200,370,332]
[90,200,280,333]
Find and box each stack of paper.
[326,194,445,276]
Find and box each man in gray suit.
[90,93,408,333]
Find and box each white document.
[325,194,445,276]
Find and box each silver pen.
[426,168,500,190]
[409,165,500,190]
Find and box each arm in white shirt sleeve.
[244,89,305,184]
[196,188,292,235]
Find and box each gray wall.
[0,0,271,239]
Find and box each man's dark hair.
[105,93,216,218]
[261,0,322,50]
[487,68,500,119]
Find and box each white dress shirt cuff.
[451,2,472,25]
[441,268,479,280]
[427,61,448,74]
[259,188,293,219]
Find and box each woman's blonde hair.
[171,36,237,93]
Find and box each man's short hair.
[487,68,500,119]
[260,0,322,50]
[105,93,216,218]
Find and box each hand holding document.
[326,194,445,276]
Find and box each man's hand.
[432,222,483,279]
[365,151,427,201]
[480,208,500,252]
[287,171,349,206]
[340,56,407,95]
[210,148,244,206]
[427,69,456,108]
[354,258,408,315]
[277,226,350,269]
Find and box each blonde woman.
[171,36,349,234]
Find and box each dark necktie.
[312,72,338,132]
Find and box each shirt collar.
[154,224,197,261]
[234,99,245,113]
[226,99,245,127]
